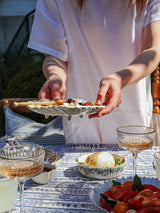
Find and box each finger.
[39,90,52,100]
[38,84,52,100]
[89,94,122,118]
[52,91,61,100]
[89,94,110,118]
[98,93,122,116]
[88,111,101,119]
[38,90,45,99]
[89,103,120,119]
[51,83,66,100]
[103,93,110,105]
[48,79,62,100]
[50,85,61,100]
[96,81,110,105]
[60,85,66,99]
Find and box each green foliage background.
[0,58,53,136]
[2,61,45,98]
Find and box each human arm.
[89,20,160,118]
[38,55,67,100]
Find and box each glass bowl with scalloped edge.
[32,163,56,185]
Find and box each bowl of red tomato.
[89,175,160,213]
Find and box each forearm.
[116,47,160,89]
[39,55,67,100]
[42,55,67,83]
[115,21,160,89]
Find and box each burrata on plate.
[84,151,115,168]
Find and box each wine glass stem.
[132,152,138,176]
[18,180,25,213]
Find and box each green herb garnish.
[114,157,125,166]
[112,180,122,185]
[100,194,117,207]
[132,175,142,191]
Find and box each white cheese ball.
[84,151,115,168]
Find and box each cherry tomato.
[104,190,112,198]
[136,206,160,213]
[150,198,160,206]
[121,190,138,202]
[110,185,122,195]
[139,189,154,198]
[112,186,132,200]
[128,195,150,210]
[100,197,112,211]
[122,180,134,187]
[113,202,128,213]
[150,191,160,200]
[140,184,160,192]
[141,196,151,207]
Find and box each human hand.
[89,73,122,118]
[38,75,66,100]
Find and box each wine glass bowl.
[0,145,45,178]
[0,144,45,212]
[117,126,155,152]
[117,125,156,176]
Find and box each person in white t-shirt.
[28,0,160,144]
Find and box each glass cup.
[0,177,18,213]
[154,152,160,180]
[0,145,45,213]
[117,125,156,176]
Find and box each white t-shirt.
[28,0,160,144]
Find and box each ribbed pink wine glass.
[0,144,45,213]
[117,125,156,176]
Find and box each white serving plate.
[27,99,105,117]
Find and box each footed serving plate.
[26,98,105,117]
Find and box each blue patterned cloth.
[13,144,160,213]
[4,106,65,145]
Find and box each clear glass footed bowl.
[0,145,45,178]
[117,125,155,152]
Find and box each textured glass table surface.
[13,144,160,213]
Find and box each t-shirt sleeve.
[144,0,160,26]
[28,0,68,61]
